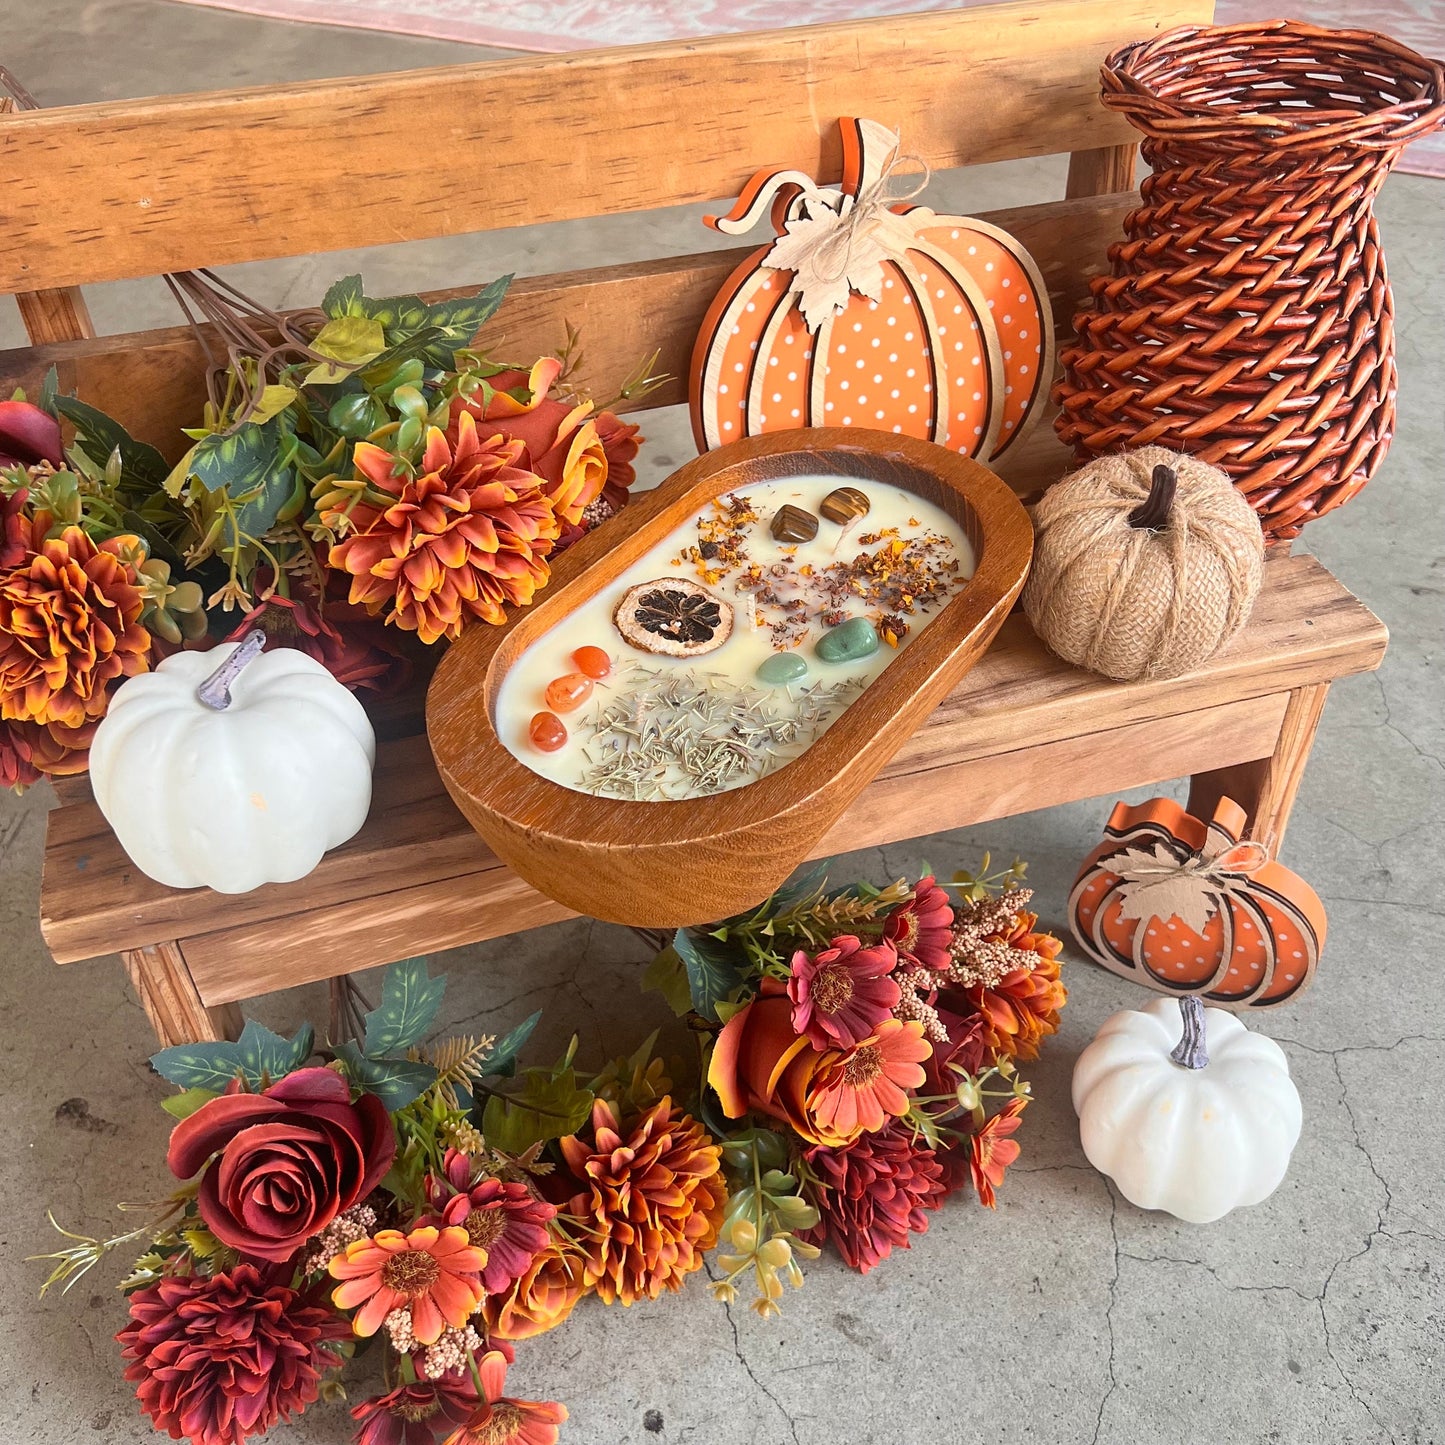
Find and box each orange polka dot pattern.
[1067,799,1326,1009]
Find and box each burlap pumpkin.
[1023,447,1264,682]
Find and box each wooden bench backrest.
[0,0,1212,489]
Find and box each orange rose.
[481,1242,588,1341]
[708,979,867,1149]
[450,357,606,527]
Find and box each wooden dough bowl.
[427,427,1032,927]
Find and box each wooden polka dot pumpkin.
[690,117,1054,459]
[1068,796,1326,1009]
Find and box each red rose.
[167,1067,395,1264]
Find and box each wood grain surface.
[41,552,1385,989]
[0,0,1209,295]
[428,429,1033,927]
[0,192,1132,492]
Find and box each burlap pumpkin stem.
[1022,447,1264,683]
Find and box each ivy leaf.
[481,1009,541,1080]
[229,463,299,541]
[334,1041,438,1111]
[160,1087,219,1121]
[673,927,744,1023]
[322,274,366,319]
[149,1042,246,1092]
[53,395,170,490]
[234,1019,315,1083]
[363,958,446,1059]
[360,292,432,334]
[481,1067,593,1154]
[414,278,511,368]
[187,420,279,497]
[641,946,692,1017]
[249,384,297,425]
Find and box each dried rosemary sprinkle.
[574,666,865,800]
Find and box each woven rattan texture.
[1054,20,1445,539]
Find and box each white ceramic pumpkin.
[90,630,375,894]
[1072,995,1301,1223]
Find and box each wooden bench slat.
[40,553,1385,968]
[0,193,1133,470]
[0,0,1209,295]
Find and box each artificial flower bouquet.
[37,858,1065,1444]
[0,272,654,792]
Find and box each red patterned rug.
[166,0,1444,176]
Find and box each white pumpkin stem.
[1169,995,1209,1070]
[197,629,267,711]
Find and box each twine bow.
[808,143,933,284]
[1112,827,1270,934]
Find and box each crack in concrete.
[1089,1184,1120,1445]
[703,1260,802,1445]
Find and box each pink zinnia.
[788,935,901,1050]
[426,1150,556,1295]
[884,876,954,970]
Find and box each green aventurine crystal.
[815,616,879,664]
[756,652,809,685]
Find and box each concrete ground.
[1,2,1442,1442]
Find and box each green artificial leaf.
[481,1009,542,1080]
[322,274,366,319]
[363,958,446,1059]
[357,327,449,384]
[308,315,386,381]
[187,420,279,497]
[767,859,832,915]
[413,278,511,369]
[481,1067,593,1154]
[334,1041,438,1111]
[38,364,58,418]
[229,463,299,541]
[249,384,297,425]
[53,395,170,490]
[119,509,185,569]
[360,292,432,335]
[234,1019,315,1082]
[641,945,692,1017]
[160,1087,219,1121]
[149,1042,247,1092]
[673,927,744,1023]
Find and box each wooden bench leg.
[1065,142,1138,199]
[122,942,242,1048]
[1186,683,1330,856]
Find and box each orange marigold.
[962,909,1066,1062]
[559,1096,725,1306]
[0,524,149,727]
[328,410,559,645]
[481,1241,588,1341]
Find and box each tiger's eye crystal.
[544,673,593,713]
[571,646,612,679]
[770,503,819,544]
[529,712,568,752]
[819,486,871,525]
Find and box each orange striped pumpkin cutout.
[689,117,1054,460]
[1068,796,1326,1009]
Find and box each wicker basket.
[1053,21,1445,540]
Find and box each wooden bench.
[1,0,1388,1044]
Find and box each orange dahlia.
[808,1020,932,1143]
[559,1096,725,1306]
[481,1241,588,1342]
[329,410,559,644]
[442,1350,566,1445]
[329,1225,486,1346]
[962,909,1066,1062]
[1,716,95,792]
[0,523,149,727]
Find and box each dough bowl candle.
[427,428,1031,927]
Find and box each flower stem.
[1169,996,1209,1070]
[197,629,266,711]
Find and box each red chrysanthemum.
[593,410,641,512]
[920,1006,990,1104]
[329,410,559,644]
[788,935,901,1051]
[800,1120,949,1272]
[883,876,955,971]
[426,1150,556,1295]
[352,1375,479,1445]
[0,714,90,791]
[0,487,28,569]
[118,1266,347,1445]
